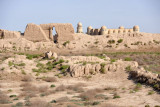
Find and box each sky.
[0,0,160,33]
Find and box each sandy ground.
[0,53,160,107]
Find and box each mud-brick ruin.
[0,22,140,43]
[24,23,75,42]
[77,22,140,35]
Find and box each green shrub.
[40,93,45,97]
[63,41,70,46]
[134,83,142,91]
[92,101,100,105]
[145,105,150,107]
[94,41,99,44]
[125,66,131,71]
[124,57,132,61]
[124,44,128,47]
[108,40,115,44]
[17,63,25,66]
[148,90,155,95]
[154,84,159,89]
[8,89,12,92]
[110,59,116,63]
[117,39,123,43]
[59,65,69,70]
[1,67,5,71]
[50,84,56,88]
[13,98,18,100]
[8,61,14,66]
[82,61,87,65]
[113,93,120,99]
[10,95,17,98]
[97,55,106,59]
[100,63,106,74]
[21,70,26,75]
[26,54,41,60]
[59,59,65,63]
[50,100,56,103]
[36,63,45,68]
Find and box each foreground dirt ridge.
[0,52,160,107]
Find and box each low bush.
[100,63,106,74]
[124,57,132,61]
[110,59,116,63]
[10,95,17,98]
[59,65,69,74]
[113,93,120,99]
[26,54,41,60]
[63,41,70,46]
[125,66,132,72]
[21,70,26,75]
[148,90,155,95]
[108,40,115,44]
[117,39,123,43]
[133,83,142,92]
[50,84,56,88]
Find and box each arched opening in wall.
[52,27,57,43]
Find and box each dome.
[78,22,82,27]
[88,26,92,29]
[119,26,124,29]
[101,26,107,29]
[133,25,139,29]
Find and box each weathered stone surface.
[129,69,160,90]
[0,29,20,39]
[40,23,75,43]
[45,51,58,59]
[24,23,50,42]
[53,52,58,59]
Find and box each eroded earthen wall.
[0,29,20,39]
[40,23,75,43]
[24,23,50,42]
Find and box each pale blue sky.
[0,0,160,33]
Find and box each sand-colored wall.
[0,29,20,39]
[88,26,139,35]
[24,23,50,42]
[40,23,75,43]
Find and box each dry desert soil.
[0,51,160,107]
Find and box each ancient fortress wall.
[23,23,75,43]
[86,25,139,35]
[76,22,139,35]
[0,29,21,39]
[40,23,75,42]
[0,22,140,43]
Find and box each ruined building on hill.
[0,22,140,43]
[77,22,140,35]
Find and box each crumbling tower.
[133,25,140,32]
[87,26,92,35]
[77,22,83,33]
[100,26,107,35]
